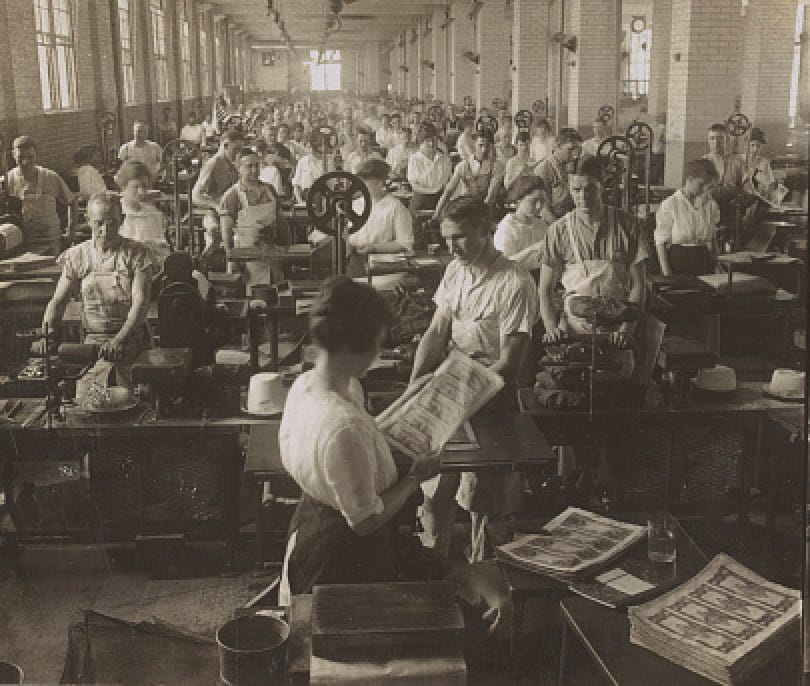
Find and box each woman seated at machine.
[73,146,108,198]
[346,159,414,285]
[385,127,417,180]
[219,148,292,291]
[503,132,541,192]
[433,130,505,217]
[494,176,553,272]
[115,161,171,270]
[654,159,720,276]
[40,192,151,401]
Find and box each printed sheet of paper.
[629,553,800,667]
[375,349,503,460]
[495,507,646,579]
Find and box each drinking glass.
[647,511,677,563]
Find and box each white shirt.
[504,155,540,188]
[434,254,537,365]
[407,150,452,194]
[386,144,415,177]
[292,155,325,191]
[654,189,720,248]
[76,165,107,196]
[456,131,476,161]
[494,214,548,269]
[280,371,398,528]
[530,136,552,163]
[259,164,284,196]
[347,194,414,252]
[180,124,203,145]
[346,150,383,174]
[118,140,163,179]
[581,137,604,158]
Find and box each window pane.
[56,45,70,107]
[38,44,52,109]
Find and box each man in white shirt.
[410,195,537,562]
[386,127,417,179]
[655,158,720,276]
[407,123,453,215]
[118,121,163,183]
[375,114,395,150]
[292,146,326,203]
[179,111,204,145]
[581,117,609,158]
[346,127,383,174]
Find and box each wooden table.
[518,384,801,523]
[558,594,801,685]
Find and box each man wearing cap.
[535,128,583,219]
[7,135,77,256]
[346,159,414,287]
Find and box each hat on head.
[750,127,766,144]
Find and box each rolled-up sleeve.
[322,427,384,528]
[654,198,674,246]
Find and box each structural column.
[567,0,620,134]
[418,20,433,99]
[407,27,419,99]
[342,49,358,94]
[740,0,799,150]
[475,0,511,111]
[648,0,672,128]
[396,33,407,97]
[664,0,744,186]
[449,1,476,105]
[512,0,550,114]
[432,8,448,102]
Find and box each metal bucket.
[0,661,23,684]
[216,615,289,686]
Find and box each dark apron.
[669,244,712,276]
[286,493,398,595]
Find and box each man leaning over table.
[409,195,537,564]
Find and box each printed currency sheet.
[375,349,503,460]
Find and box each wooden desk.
[558,595,801,685]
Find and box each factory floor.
[0,497,803,684]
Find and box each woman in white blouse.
[279,277,441,601]
[407,123,452,216]
[115,161,170,270]
[654,158,720,276]
[494,176,553,271]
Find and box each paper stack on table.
[629,554,800,685]
[495,507,646,581]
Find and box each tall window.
[118,0,135,103]
[150,0,169,100]
[623,25,651,99]
[199,13,209,95]
[789,3,807,129]
[179,0,193,99]
[34,0,79,110]
[308,49,341,91]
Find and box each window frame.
[34,0,80,112]
[199,13,210,96]
[179,0,193,99]
[150,0,169,101]
[118,0,136,104]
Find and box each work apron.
[77,258,149,400]
[18,168,62,256]
[283,493,398,600]
[560,208,631,335]
[232,189,282,291]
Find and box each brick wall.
[740,0,798,151]
[664,0,743,185]
[648,0,672,125]
[512,0,549,114]
[253,51,290,92]
[568,0,619,133]
[475,0,512,110]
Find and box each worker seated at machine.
[654,159,721,277]
[292,137,327,204]
[73,145,108,198]
[702,123,748,229]
[494,176,553,273]
[219,148,292,292]
[385,127,417,180]
[504,131,541,194]
[38,192,152,402]
[535,128,582,220]
[115,160,171,271]
[581,116,610,158]
[346,159,415,285]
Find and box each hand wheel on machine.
[306,171,372,237]
[515,110,532,131]
[597,135,633,179]
[309,125,339,153]
[726,112,751,138]
[598,104,615,124]
[625,120,654,150]
[476,113,499,135]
